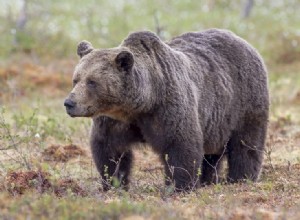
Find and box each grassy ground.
[0,95,299,219]
[0,0,300,219]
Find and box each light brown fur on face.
[65,46,130,119]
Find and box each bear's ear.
[115,50,134,73]
[77,40,93,58]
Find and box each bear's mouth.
[65,106,95,118]
[65,108,77,117]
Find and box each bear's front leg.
[90,117,142,191]
[91,148,133,191]
[160,143,203,192]
[138,108,204,192]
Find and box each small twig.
[164,154,202,192]
[110,152,125,177]
[0,112,31,170]
[37,170,44,194]
[203,142,228,184]
[241,139,275,172]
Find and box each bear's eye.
[73,79,78,86]
[87,80,97,88]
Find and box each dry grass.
[0,58,299,219]
[42,144,87,162]
[4,170,51,195]
[0,57,75,102]
[0,116,299,219]
[4,170,87,197]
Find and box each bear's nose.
[64,99,76,109]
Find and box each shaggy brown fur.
[64,29,269,191]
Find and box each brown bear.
[64,29,269,191]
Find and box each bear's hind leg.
[201,154,225,185]
[227,119,267,183]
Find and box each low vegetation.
[0,0,299,219]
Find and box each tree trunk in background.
[17,0,28,30]
[241,0,254,19]
[13,0,28,46]
[208,0,215,11]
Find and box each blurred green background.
[1,0,299,64]
[1,0,299,120]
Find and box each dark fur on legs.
[90,117,143,191]
[227,116,267,183]
[201,154,225,185]
[160,147,202,191]
[99,151,133,191]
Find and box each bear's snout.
[64,98,76,111]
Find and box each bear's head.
[64,40,134,120]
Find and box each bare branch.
[203,142,228,184]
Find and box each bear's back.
[168,29,264,73]
[168,28,268,108]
